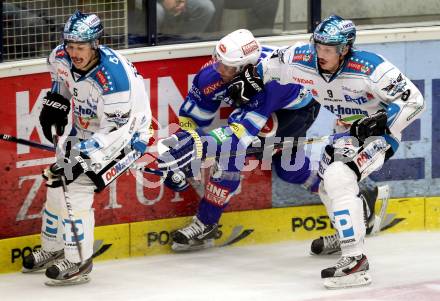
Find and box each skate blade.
[44,274,91,287]
[310,249,341,256]
[171,239,215,252]
[371,185,391,235]
[323,271,372,289]
[22,267,46,274]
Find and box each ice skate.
[22,249,64,273]
[44,258,93,286]
[321,254,372,289]
[310,232,341,255]
[171,216,218,252]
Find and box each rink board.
[1,196,438,274]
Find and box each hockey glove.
[42,152,91,187]
[163,170,189,192]
[350,110,389,144]
[157,129,206,179]
[42,164,63,188]
[227,65,264,107]
[39,92,71,143]
[131,132,150,155]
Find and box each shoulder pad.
[343,49,384,76]
[289,44,316,68]
[51,44,71,65]
[196,67,224,96]
[93,46,130,94]
[259,45,279,62]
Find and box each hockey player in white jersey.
[229,15,425,288]
[21,11,152,286]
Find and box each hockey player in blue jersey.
[21,11,152,286]
[228,16,425,288]
[156,29,321,252]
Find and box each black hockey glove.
[227,65,264,107]
[39,92,70,143]
[42,151,90,187]
[350,110,389,143]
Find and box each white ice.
[1,231,440,301]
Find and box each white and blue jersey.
[47,44,151,167]
[259,42,425,153]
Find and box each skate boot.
[171,216,218,252]
[310,232,341,255]
[45,257,93,286]
[321,254,372,289]
[22,249,64,273]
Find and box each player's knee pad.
[333,201,365,255]
[61,208,95,262]
[41,205,64,251]
[323,161,359,204]
[197,166,241,225]
[204,165,241,208]
[324,163,366,254]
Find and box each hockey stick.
[51,126,84,263]
[0,133,331,174]
[0,133,55,152]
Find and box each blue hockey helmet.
[63,10,103,46]
[313,15,356,53]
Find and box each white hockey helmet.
[213,29,262,73]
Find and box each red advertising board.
[0,56,272,239]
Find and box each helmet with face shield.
[63,10,103,48]
[213,29,262,76]
[312,15,356,54]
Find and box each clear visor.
[212,50,242,74]
[310,35,346,55]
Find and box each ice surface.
[1,231,439,301]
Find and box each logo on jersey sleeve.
[203,80,223,95]
[55,49,66,58]
[293,53,313,62]
[382,73,407,96]
[105,110,131,127]
[347,59,373,75]
[96,70,112,92]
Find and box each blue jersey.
[179,46,313,147]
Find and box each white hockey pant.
[321,161,365,257]
[41,174,95,263]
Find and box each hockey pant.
[41,174,95,263]
[318,136,389,256]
